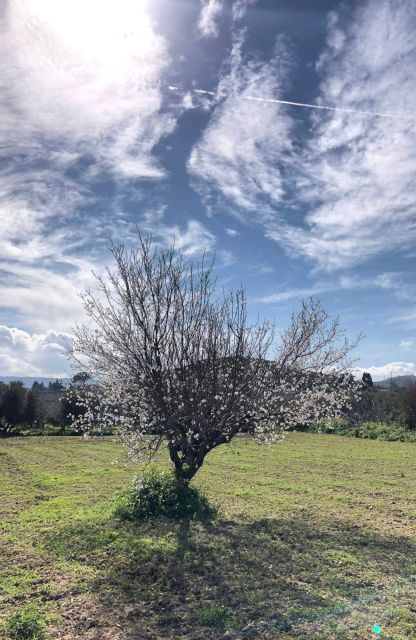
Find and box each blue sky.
[1,0,415,381]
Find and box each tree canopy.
[71,234,360,481]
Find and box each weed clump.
[115,467,215,520]
[4,607,46,640]
[195,604,239,628]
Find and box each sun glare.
[24,0,152,62]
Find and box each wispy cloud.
[188,31,293,218]
[155,219,217,257]
[197,0,256,38]
[272,0,416,270]
[139,209,229,261]
[198,0,223,38]
[191,0,416,272]
[225,228,240,237]
[388,308,416,329]
[257,272,415,304]
[400,340,414,349]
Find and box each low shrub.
[4,607,46,640]
[115,467,216,521]
[195,604,239,628]
[359,421,416,442]
[308,418,416,442]
[309,418,353,436]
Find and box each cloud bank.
[0,325,72,376]
[355,362,416,382]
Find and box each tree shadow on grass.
[42,513,416,639]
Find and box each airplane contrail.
[169,85,404,119]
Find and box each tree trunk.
[168,443,204,482]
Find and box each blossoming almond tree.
[71,234,361,482]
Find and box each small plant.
[4,607,46,640]
[195,604,239,628]
[115,466,216,520]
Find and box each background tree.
[48,380,65,392]
[399,383,416,429]
[24,389,41,427]
[32,381,45,391]
[0,382,8,435]
[362,372,374,389]
[71,235,360,482]
[1,381,26,431]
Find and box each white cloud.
[198,0,223,37]
[226,228,240,237]
[158,219,217,257]
[139,209,236,266]
[197,0,256,37]
[272,0,416,270]
[257,272,414,304]
[140,210,218,257]
[232,0,257,21]
[400,340,414,349]
[0,354,42,377]
[354,362,416,382]
[188,32,293,219]
[258,285,329,304]
[251,264,274,275]
[0,259,96,333]
[1,0,173,179]
[0,325,73,376]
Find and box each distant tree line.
[0,373,91,436]
[1,369,415,439]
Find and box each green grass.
[1,433,416,639]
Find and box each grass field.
[0,433,415,640]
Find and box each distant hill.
[0,376,70,388]
[374,375,416,390]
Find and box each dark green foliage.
[359,421,416,442]
[115,467,216,521]
[4,607,46,640]
[0,377,90,435]
[400,383,416,430]
[361,372,373,388]
[195,605,239,628]
[31,381,45,391]
[24,390,42,426]
[309,418,416,442]
[47,380,65,392]
[1,381,26,428]
[309,417,352,436]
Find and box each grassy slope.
[0,433,415,640]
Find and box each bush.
[309,418,353,436]
[359,421,416,442]
[4,607,46,640]
[115,467,216,521]
[308,418,416,442]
